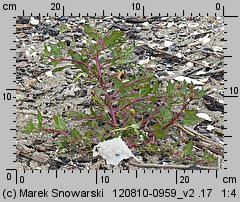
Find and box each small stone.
[207,125,215,131]
[29,17,39,25]
[196,113,212,122]
[199,36,211,44]
[138,57,149,65]
[142,22,150,27]
[45,71,54,78]
[188,22,199,28]
[186,62,194,67]
[176,52,184,58]
[164,41,174,47]
[167,22,174,28]
[174,76,204,85]
[213,46,223,52]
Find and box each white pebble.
[138,57,149,65]
[207,125,215,131]
[164,41,174,47]
[30,17,39,25]
[199,36,211,44]
[174,76,205,85]
[196,113,212,122]
[186,62,194,67]
[45,71,53,78]
[142,22,150,27]
[188,22,199,28]
[167,22,174,28]
[176,52,184,58]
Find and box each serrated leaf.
[48,43,61,57]
[70,128,80,138]
[37,110,42,129]
[53,113,67,130]
[182,109,201,126]
[22,119,36,134]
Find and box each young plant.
[23,24,208,153]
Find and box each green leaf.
[152,81,159,93]
[57,41,67,48]
[70,39,75,48]
[50,59,60,67]
[166,80,175,95]
[182,140,193,156]
[68,49,82,61]
[146,143,158,153]
[53,113,67,130]
[149,95,157,102]
[180,80,188,95]
[172,141,179,149]
[43,45,51,56]
[153,123,167,138]
[48,43,61,57]
[22,119,36,134]
[37,110,42,129]
[70,128,81,138]
[84,130,92,145]
[182,109,201,126]
[195,88,209,99]
[140,83,152,97]
[103,30,125,48]
[83,24,99,41]
[53,65,72,74]
[159,106,172,124]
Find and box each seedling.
[23,24,208,155]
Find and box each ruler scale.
[1,0,239,201]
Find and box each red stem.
[162,95,194,130]
[115,95,153,112]
[42,128,71,138]
[140,103,165,129]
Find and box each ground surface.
[16,16,224,170]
